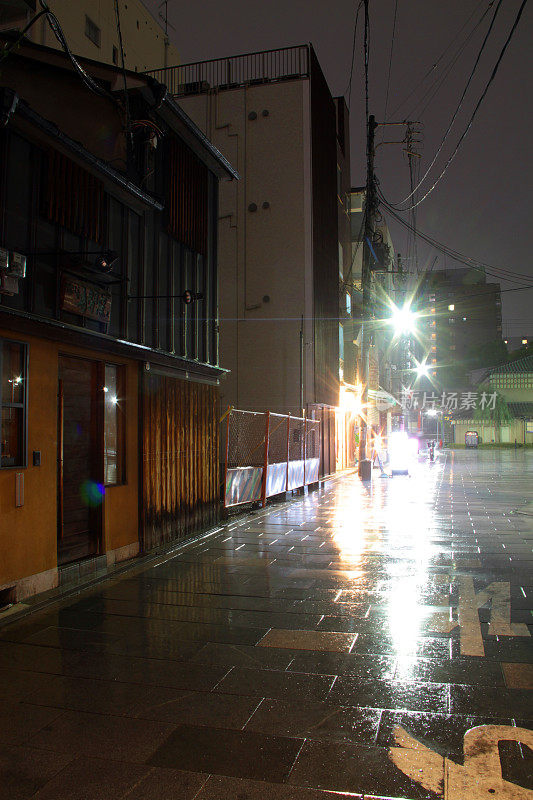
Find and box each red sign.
[60,276,111,324]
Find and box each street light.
[389,303,418,336]
[415,360,430,379]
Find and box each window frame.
[103,362,126,487]
[0,338,29,469]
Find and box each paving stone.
[0,451,532,799]
[148,723,302,782]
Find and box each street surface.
[0,449,532,799]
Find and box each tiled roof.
[489,355,533,374]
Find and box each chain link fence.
[227,409,266,469]
[223,409,321,507]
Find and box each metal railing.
[146,45,310,97]
[223,407,320,508]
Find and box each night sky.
[144,0,533,338]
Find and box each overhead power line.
[113,0,132,142]
[344,0,363,109]
[38,1,115,101]
[389,0,488,119]
[406,1,495,121]
[381,0,399,132]
[395,0,503,207]
[379,196,533,285]
[383,0,529,213]
[0,8,49,65]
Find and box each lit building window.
[522,338,528,345]
[104,364,125,485]
[448,304,455,311]
[1,339,28,468]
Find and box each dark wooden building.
[0,38,237,602]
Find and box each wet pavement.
[0,449,532,799]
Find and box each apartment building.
[150,45,345,475]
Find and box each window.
[0,339,27,468]
[85,15,101,47]
[103,364,125,485]
[45,150,104,242]
[167,136,208,255]
[448,304,455,311]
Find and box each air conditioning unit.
[9,251,26,278]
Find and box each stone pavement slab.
[0,449,532,799]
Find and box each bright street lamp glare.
[415,362,430,378]
[426,408,438,416]
[390,305,417,335]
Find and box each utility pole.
[358,111,378,480]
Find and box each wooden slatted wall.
[167,136,208,256]
[45,149,103,242]
[142,373,219,550]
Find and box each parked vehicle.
[465,431,479,448]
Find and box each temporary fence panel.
[224,409,321,508]
[224,410,266,507]
[265,412,289,498]
[305,419,321,484]
[287,415,305,490]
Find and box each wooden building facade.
[0,39,237,603]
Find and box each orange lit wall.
[0,327,139,594]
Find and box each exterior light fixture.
[390,303,417,335]
[95,250,119,273]
[448,304,454,311]
[181,290,204,304]
[415,361,430,379]
[522,338,528,345]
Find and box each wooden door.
[58,355,101,565]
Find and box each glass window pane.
[1,342,24,405]
[104,365,118,484]
[1,407,23,467]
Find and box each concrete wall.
[0,328,139,598]
[24,0,179,71]
[180,81,313,415]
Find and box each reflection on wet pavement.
[0,450,531,799]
